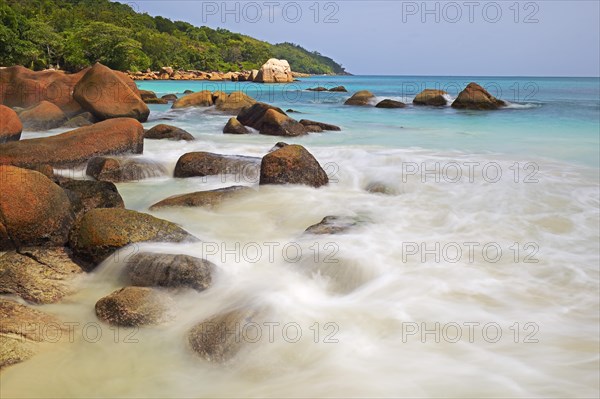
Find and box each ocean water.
[2,76,599,398]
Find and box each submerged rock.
[86,156,167,182]
[0,105,22,142]
[19,100,67,131]
[0,118,144,169]
[305,215,365,235]
[188,308,264,362]
[144,124,194,141]
[69,208,197,269]
[95,286,175,327]
[344,90,375,106]
[223,117,249,134]
[0,166,74,250]
[375,99,406,108]
[365,181,396,195]
[174,152,260,178]
[126,252,215,291]
[259,144,328,188]
[73,63,149,122]
[452,82,506,110]
[0,247,83,304]
[413,89,448,106]
[307,86,328,92]
[150,186,253,210]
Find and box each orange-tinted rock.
[259,144,328,187]
[144,124,194,141]
[0,166,74,249]
[73,63,149,122]
[172,91,213,108]
[344,90,375,106]
[0,105,22,143]
[236,102,287,130]
[451,82,506,110]
[174,152,260,178]
[215,91,256,114]
[19,100,66,130]
[0,65,87,115]
[223,117,249,134]
[0,118,144,168]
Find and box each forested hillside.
[0,0,346,74]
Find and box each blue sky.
[127,1,600,76]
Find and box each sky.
[125,1,600,76]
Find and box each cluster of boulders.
[0,63,150,134]
[344,82,507,110]
[129,58,303,84]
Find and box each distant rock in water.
[307,86,328,92]
[254,58,294,83]
[413,89,448,106]
[260,144,328,188]
[150,186,253,210]
[299,119,341,131]
[145,124,194,141]
[95,287,176,327]
[344,90,375,106]
[161,94,178,102]
[375,99,406,108]
[0,105,22,142]
[126,252,215,291]
[223,117,249,134]
[86,156,167,182]
[329,86,348,92]
[139,90,168,104]
[73,63,149,122]
[451,82,506,110]
[19,101,67,130]
[174,152,260,178]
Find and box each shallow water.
[2,76,599,398]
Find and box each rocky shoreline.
[0,60,508,369]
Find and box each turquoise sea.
[4,76,599,398]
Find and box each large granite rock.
[451,82,506,110]
[259,109,307,137]
[254,59,293,83]
[259,144,328,188]
[215,91,256,114]
[0,118,144,168]
[236,102,287,131]
[59,179,125,221]
[0,166,74,250]
[299,119,341,131]
[73,63,149,122]
[223,117,249,134]
[375,99,405,108]
[69,208,196,270]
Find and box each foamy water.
[2,76,599,398]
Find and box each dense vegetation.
[0,0,346,74]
